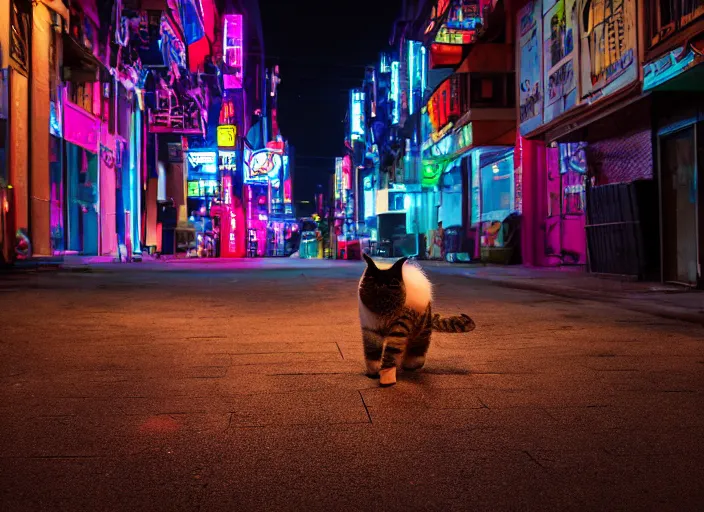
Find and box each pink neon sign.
[223,14,243,89]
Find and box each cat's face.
[359,254,407,315]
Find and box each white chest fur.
[358,262,433,328]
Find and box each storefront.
[63,94,100,255]
[212,149,246,258]
[185,149,219,257]
[516,0,644,273]
[476,148,519,263]
[644,43,704,287]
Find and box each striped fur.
[432,313,476,333]
[359,255,475,386]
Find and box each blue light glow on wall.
[390,61,400,125]
[421,46,427,94]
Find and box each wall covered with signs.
[518,0,543,135]
[578,0,637,101]
[518,0,639,134]
[542,0,578,123]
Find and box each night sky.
[259,0,402,204]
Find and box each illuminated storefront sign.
[390,61,400,124]
[349,89,365,141]
[223,14,244,89]
[335,157,343,200]
[427,75,461,134]
[244,148,283,183]
[218,150,237,173]
[643,46,699,91]
[435,0,490,45]
[187,179,219,197]
[217,125,237,147]
[407,41,425,115]
[187,151,217,174]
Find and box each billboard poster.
[518,0,543,135]
[543,0,578,123]
[579,0,637,101]
[243,148,282,184]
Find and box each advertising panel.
[518,0,543,135]
[218,150,237,174]
[542,0,578,123]
[578,0,637,101]
[217,125,237,147]
[186,151,217,174]
[243,147,282,184]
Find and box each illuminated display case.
[480,152,514,223]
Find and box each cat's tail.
[432,313,476,333]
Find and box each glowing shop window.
[480,153,514,222]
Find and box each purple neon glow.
[223,14,244,89]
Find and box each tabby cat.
[358,254,475,386]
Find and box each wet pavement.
[1,259,702,511]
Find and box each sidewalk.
[426,262,704,326]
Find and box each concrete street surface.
[1,259,702,511]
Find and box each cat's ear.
[363,253,378,271]
[390,257,407,275]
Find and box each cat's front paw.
[365,372,380,379]
[379,367,397,387]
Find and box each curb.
[462,275,704,327]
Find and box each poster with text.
[579,0,637,101]
[543,0,579,123]
[518,0,543,135]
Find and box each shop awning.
[542,82,646,143]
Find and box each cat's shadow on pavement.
[401,366,472,380]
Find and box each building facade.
[0,0,293,265]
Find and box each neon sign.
[223,14,244,89]
[390,61,400,124]
[427,75,461,133]
[218,150,237,173]
[187,151,217,174]
[335,157,343,200]
[349,89,365,141]
[643,46,698,91]
[244,148,283,183]
[217,125,237,147]
[435,0,489,45]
